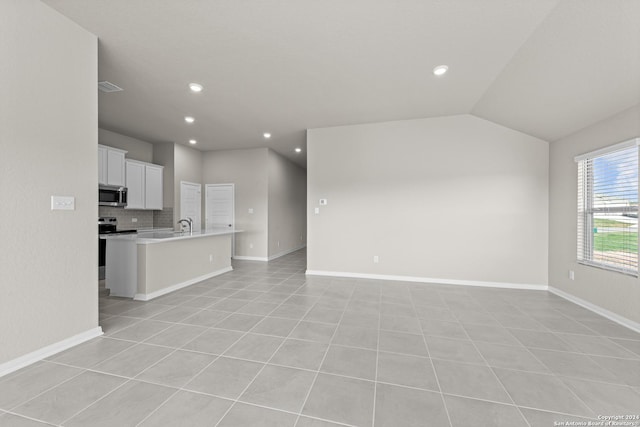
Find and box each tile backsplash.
[99,206,175,230]
[153,207,174,229]
[99,206,154,230]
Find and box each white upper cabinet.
[125,159,163,210]
[125,160,145,209]
[98,144,127,186]
[145,164,163,210]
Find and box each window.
[576,138,639,276]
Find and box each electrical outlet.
[209,254,213,262]
[277,241,280,247]
[249,243,253,249]
[248,208,254,214]
[373,255,379,264]
[132,218,138,223]
[319,199,328,205]
[569,270,575,280]
[314,207,320,214]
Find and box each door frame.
[205,183,235,255]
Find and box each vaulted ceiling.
[42,0,640,167]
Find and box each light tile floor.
[1,249,640,426]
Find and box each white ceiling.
[42,0,640,168]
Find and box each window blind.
[576,138,639,276]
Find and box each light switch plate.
[314,207,320,214]
[51,196,75,210]
[248,208,254,214]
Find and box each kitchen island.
[102,228,241,301]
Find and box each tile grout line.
[2,410,66,426]
[59,378,135,426]
[135,271,302,427]
[4,376,600,427]
[456,316,534,427]
[209,272,319,427]
[108,317,175,343]
[74,264,301,426]
[292,283,355,427]
[124,324,221,427]
[3,365,87,415]
[9,252,636,426]
[52,341,634,399]
[370,285,382,427]
[56,311,226,426]
[94,300,634,394]
[467,294,634,419]
[409,288,454,427]
[508,336,600,419]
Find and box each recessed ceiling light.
[263,133,271,139]
[295,148,302,153]
[189,139,197,145]
[184,116,195,124]
[433,65,448,76]
[189,83,203,93]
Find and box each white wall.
[268,150,307,258]
[202,149,269,259]
[174,144,203,225]
[549,105,640,323]
[98,128,153,163]
[0,0,98,366]
[307,114,549,286]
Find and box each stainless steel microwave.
[99,184,128,207]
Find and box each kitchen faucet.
[177,217,193,234]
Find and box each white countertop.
[136,228,242,244]
[99,233,137,240]
[101,228,242,244]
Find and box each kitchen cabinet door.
[125,160,145,209]
[98,146,107,184]
[145,164,163,210]
[106,149,126,186]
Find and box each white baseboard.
[305,270,548,291]
[548,286,640,334]
[134,266,233,301]
[0,326,103,378]
[268,244,307,261]
[233,256,269,262]
[233,245,307,263]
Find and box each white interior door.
[206,184,235,255]
[206,184,234,229]
[180,181,201,230]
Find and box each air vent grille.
[98,81,123,93]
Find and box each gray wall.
[268,150,307,258]
[98,128,153,163]
[174,144,203,226]
[202,149,269,259]
[0,0,98,365]
[307,114,549,286]
[549,105,640,323]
